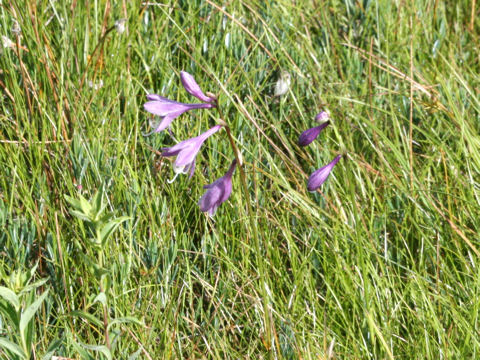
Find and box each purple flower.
[315,111,330,123]
[298,121,330,146]
[144,96,214,133]
[161,125,222,182]
[198,160,236,216]
[307,155,342,192]
[144,71,216,133]
[180,71,216,103]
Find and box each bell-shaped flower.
[144,95,214,133]
[180,71,216,103]
[161,125,222,182]
[298,121,330,147]
[307,155,342,192]
[198,160,236,216]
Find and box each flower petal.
[199,183,224,212]
[188,159,196,179]
[152,111,185,132]
[315,111,330,123]
[198,159,236,214]
[307,155,342,192]
[180,71,215,103]
[146,94,180,103]
[208,205,218,217]
[298,121,330,147]
[143,101,190,116]
[174,143,201,167]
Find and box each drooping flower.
[161,125,222,182]
[315,111,330,123]
[307,155,342,192]
[298,121,330,147]
[198,160,236,216]
[180,71,216,103]
[144,71,215,133]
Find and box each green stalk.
[96,228,111,350]
[216,105,273,350]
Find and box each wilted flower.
[198,160,236,216]
[1,35,14,49]
[161,125,222,182]
[307,155,342,192]
[273,70,291,97]
[298,121,330,147]
[144,71,215,133]
[315,111,330,123]
[11,20,21,36]
[88,79,104,90]
[115,18,127,34]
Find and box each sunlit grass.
[0,0,479,358]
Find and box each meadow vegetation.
[1,0,480,358]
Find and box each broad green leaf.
[19,290,49,338]
[92,184,106,221]
[99,216,130,246]
[69,210,93,223]
[0,337,26,359]
[0,286,19,309]
[79,194,93,216]
[64,195,82,212]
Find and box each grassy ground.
[1,0,480,358]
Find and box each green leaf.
[93,292,107,306]
[128,349,142,360]
[19,278,49,297]
[0,301,19,325]
[0,337,26,359]
[91,184,106,221]
[41,339,62,360]
[107,316,143,331]
[19,290,49,339]
[69,310,103,328]
[79,343,112,360]
[99,216,130,246]
[69,209,93,223]
[0,286,20,309]
[70,340,95,360]
[79,194,93,216]
[64,195,82,212]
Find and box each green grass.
[1,0,480,358]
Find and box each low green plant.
[0,264,50,359]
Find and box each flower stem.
[216,107,273,349]
[97,243,111,350]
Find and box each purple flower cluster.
[298,111,342,192]
[144,71,235,216]
[144,71,216,133]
